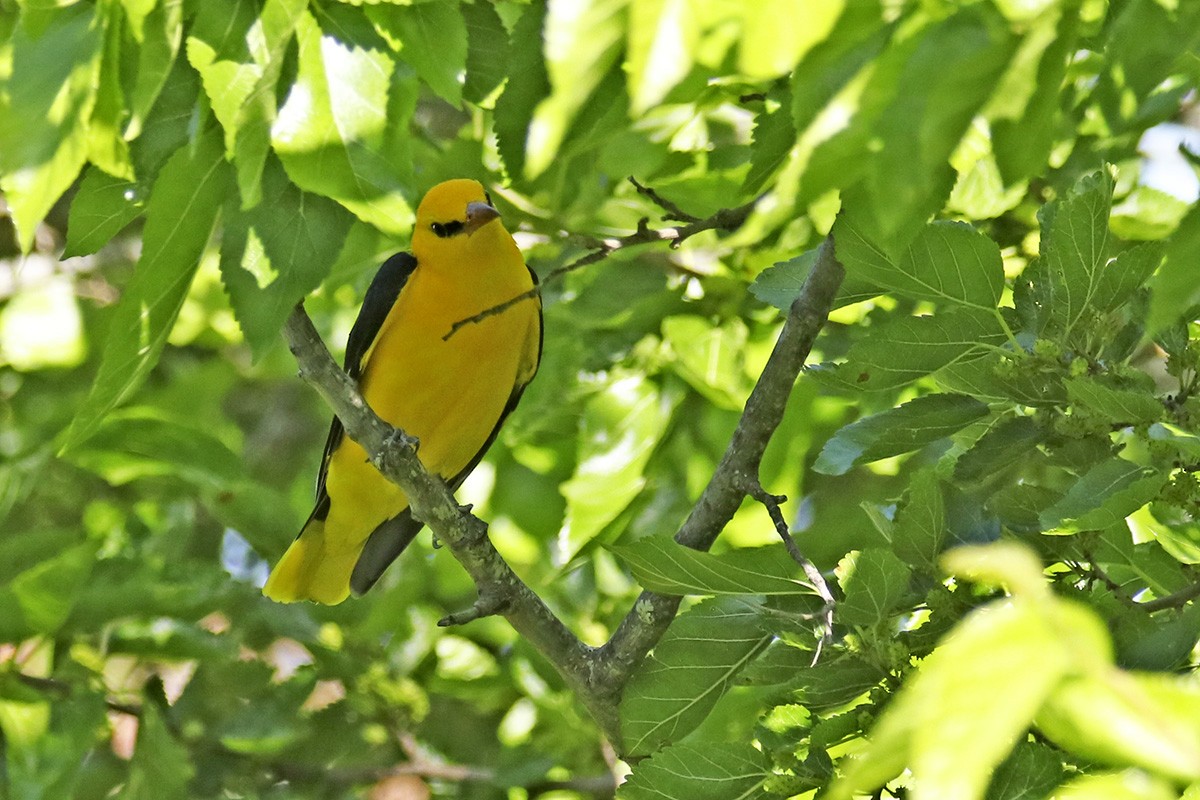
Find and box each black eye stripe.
[430,220,465,238]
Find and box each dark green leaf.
[837,547,911,626]
[121,693,194,800]
[1092,242,1163,313]
[893,470,946,569]
[1037,170,1116,335]
[1148,202,1200,332]
[622,597,772,755]
[10,542,97,634]
[1040,459,1167,533]
[125,0,184,140]
[492,1,548,181]
[462,0,509,104]
[371,1,467,106]
[986,742,1064,800]
[62,130,232,451]
[1065,377,1163,425]
[743,100,796,194]
[955,416,1041,484]
[611,539,814,597]
[791,4,890,134]
[219,158,355,358]
[814,394,990,475]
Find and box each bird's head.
[411,179,507,263]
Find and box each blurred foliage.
[2,0,1200,798]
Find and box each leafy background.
[2,0,1200,798]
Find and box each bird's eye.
[431,222,447,237]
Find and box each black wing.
[311,252,418,519]
[349,264,544,595]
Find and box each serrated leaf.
[743,99,796,194]
[1037,170,1115,335]
[219,158,354,358]
[0,5,101,251]
[1093,242,1164,313]
[270,9,413,233]
[791,4,890,134]
[372,1,467,106]
[814,394,990,475]
[936,352,1066,407]
[837,547,911,626]
[63,166,142,258]
[611,539,814,596]
[125,0,184,140]
[462,0,509,104]
[791,655,887,711]
[1148,422,1200,460]
[61,131,232,451]
[955,416,1041,484]
[834,216,1005,309]
[493,1,548,180]
[622,597,772,755]
[822,307,1004,392]
[618,742,770,800]
[1065,377,1163,425]
[1040,459,1167,533]
[893,469,946,569]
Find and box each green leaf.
[67,407,244,489]
[10,542,97,634]
[622,597,772,756]
[821,307,1005,392]
[63,166,143,258]
[849,5,1018,249]
[188,0,305,209]
[521,0,625,179]
[558,374,676,558]
[837,547,911,626]
[0,4,100,251]
[1148,202,1200,333]
[611,538,815,596]
[1093,242,1163,313]
[493,1,549,181]
[814,394,990,475]
[1037,670,1200,783]
[834,216,1005,309]
[1148,422,1200,461]
[1048,770,1176,800]
[219,158,355,358]
[893,470,946,569]
[270,9,413,234]
[743,99,796,194]
[619,742,770,800]
[88,2,133,180]
[120,693,194,800]
[1036,170,1116,335]
[985,742,1064,800]
[625,0,697,116]
[124,0,184,140]
[790,4,890,135]
[955,416,1041,484]
[1039,459,1167,533]
[371,1,467,106]
[61,130,232,451]
[663,316,751,410]
[1064,377,1163,425]
[790,654,887,711]
[462,0,509,104]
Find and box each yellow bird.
[264,179,542,604]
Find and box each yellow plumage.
[264,179,542,604]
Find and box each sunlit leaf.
[62,129,232,450]
[1039,458,1166,534]
[611,538,814,596]
[619,741,771,800]
[837,548,911,626]
[622,597,772,756]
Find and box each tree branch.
[281,213,844,754]
[594,236,844,692]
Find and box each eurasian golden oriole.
[264,179,543,604]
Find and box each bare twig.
[742,477,835,662]
[17,672,142,716]
[629,176,700,223]
[594,235,845,693]
[441,184,758,341]
[1137,581,1200,612]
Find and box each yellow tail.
[262,519,357,605]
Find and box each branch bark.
[280,214,844,753]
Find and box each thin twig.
[441,189,758,341]
[17,672,142,716]
[741,478,835,663]
[629,176,700,223]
